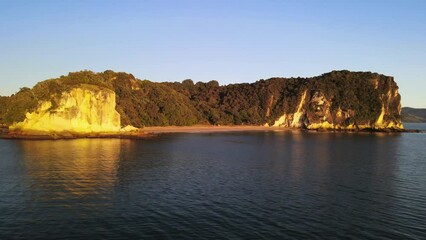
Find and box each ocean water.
[0,127,425,239]
[404,122,426,131]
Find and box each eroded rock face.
[9,86,132,133]
[271,77,403,131]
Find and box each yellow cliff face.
[375,104,386,128]
[306,121,334,130]
[272,90,308,127]
[291,90,308,127]
[273,114,288,127]
[374,104,403,130]
[10,87,128,133]
[270,86,403,131]
[374,88,404,130]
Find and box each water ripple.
[0,133,425,239]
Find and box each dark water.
[404,122,426,131]
[1,128,426,239]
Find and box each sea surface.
[1,125,426,239]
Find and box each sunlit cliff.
[9,85,135,133]
[271,77,403,131]
[0,70,404,132]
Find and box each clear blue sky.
[1,0,425,107]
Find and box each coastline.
[141,125,283,134]
[0,127,150,140]
[0,125,421,140]
[0,126,287,140]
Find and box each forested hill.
[0,70,403,130]
[402,107,426,122]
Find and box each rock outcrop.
[271,76,403,131]
[9,85,136,133]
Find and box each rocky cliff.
[0,70,404,132]
[9,85,135,133]
[167,70,404,131]
[269,76,403,130]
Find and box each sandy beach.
[0,125,416,140]
[140,125,288,134]
[0,126,294,139]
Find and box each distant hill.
[402,107,426,122]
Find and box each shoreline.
[142,125,283,134]
[0,125,421,140]
[0,126,287,140]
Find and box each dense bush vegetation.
[0,96,10,124]
[0,70,401,127]
[310,71,383,122]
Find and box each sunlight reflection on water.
[20,139,131,203]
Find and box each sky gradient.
[1,0,425,107]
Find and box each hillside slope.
[0,70,404,132]
[402,107,426,122]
